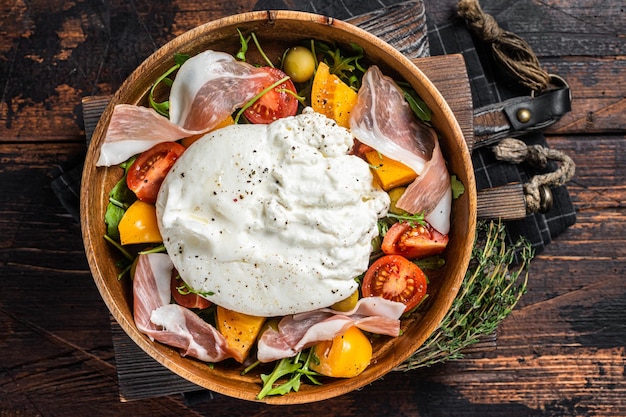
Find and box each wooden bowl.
[81,10,477,404]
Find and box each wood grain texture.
[414,54,474,148]
[1,0,625,415]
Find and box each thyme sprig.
[398,220,533,370]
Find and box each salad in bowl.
[81,10,476,404]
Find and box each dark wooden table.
[1,0,624,416]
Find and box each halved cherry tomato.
[361,254,427,312]
[243,67,298,124]
[351,140,374,157]
[381,221,449,260]
[170,271,211,310]
[126,141,185,204]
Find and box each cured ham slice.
[168,50,272,130]
[314,295,405,319]
[133,253,235,362]
[256,297,404,362]
[96,105,196,166]
[350,66,452,234]
[96,50,273,166]
[149,304,233,362]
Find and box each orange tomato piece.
[118,200,162,245]
[363,150,417,191]
[311,62,358,128]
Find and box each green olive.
[331,290,359,312]
[282,46,316,83]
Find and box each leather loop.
[504,86,571,131]
[472,75,571,150]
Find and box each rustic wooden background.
[1,0,625,416]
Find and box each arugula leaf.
[173,277,215,297]
[138,245,166,255]
[385,211,426,228]
[174,53,190,66]
[104,203,126,241]
[104,157,137,241]
[313,41,365,90]
[236,28,249,61]
[257,358,303,399]
[148,53,190,117]
[250,32,274,67]
[256,349,322,399]
[451,175,465,199]
[108,174,135,209]
[236,30,274,67]
[404,88,431,122]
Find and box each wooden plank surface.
[1,0,625,415]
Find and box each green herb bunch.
[398,220,533,370]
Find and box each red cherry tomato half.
[362,254,427,312]
[170,271,211,310]
[126,141,185,204]
[243,67,298,124]
[381,221,449,260]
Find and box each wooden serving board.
[82,1,486,402]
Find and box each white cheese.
[156,109,389,316]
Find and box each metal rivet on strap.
[539,185,554,213]
[516,108,532,123]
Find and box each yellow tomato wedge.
[216,306,266,363]
[311,62,358,128]
[180,115,235,148]
[363,150,417,191]
[310,326,372,378]
[118,200,162,245]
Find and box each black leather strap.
[473,75,571,149]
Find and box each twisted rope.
[493,138,576,213]
[457,0,551,92]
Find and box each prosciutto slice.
[168,50,272,130]
[96,50,274,166]
[133,253,235,362]
[256,297,404,363]
[349,66,452,234]
[96,105,196,166]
